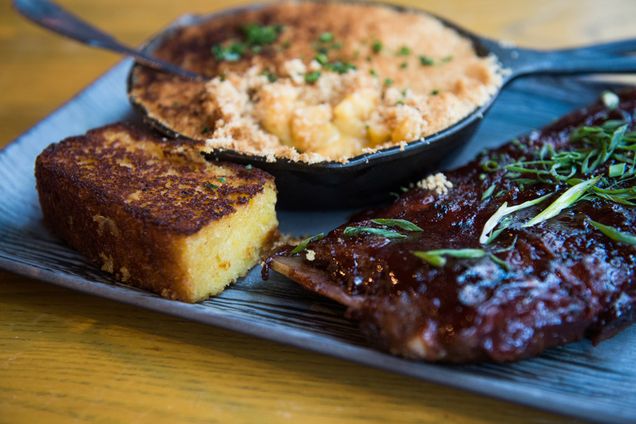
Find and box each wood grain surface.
[1,0,635,423]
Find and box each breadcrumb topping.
[305,249,316,261]
[184,3,504,163]
[416,172,453,195]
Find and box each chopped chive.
[212,42,246,62]
[371,218,423,232]
[324,61,356,74]
[413,251,446,267]
[262,69,278,82]
[609,163,626,177]
[430,89,439,96]
[290,233,326,255]
[203,182,218,191]
[440,55,454,63]
[399,62,408,69]
[201,126,211,134]
[488,254,511,271]
[243,23,284,46]
[397,46,411,56]
[482,159,499,172]
[384,78,393,87]
[588,219,636,245]
[372,40,383,54]
[217,177,226,183]
[324,60,356,74]
[419,55,434,66]
[523,176,600,227]
[369,68,378,77]
[318,32,334,43]
[481,183,497,201]
[305,71,321,84]
[315,53,329,65]
[343,227,407,239]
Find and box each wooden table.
[1,0,634,422]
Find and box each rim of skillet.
[128,0,504,173]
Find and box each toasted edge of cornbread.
[35,122,278,302]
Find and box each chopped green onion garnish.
[372,40,383,54]
[588,219,636,245]
[523,176,600,227]
[203,182,218,191]
[488,254,511,271]
[481,183,497,201]
[412,249,486,267]
[305,71,321,84]
[479,193,552,244]
[318,32,334,42]
[212,43,246,62]
[343,227,406,239]
[482,160,500,172]
[315,53,329,65]
[609,163,626,177]
[370,218,423,232]
[419,55,434,66]
[397,46,411,56]
[243,23,283,46]
[290,233,326,255]
[384,78,393,87]
[262,69,278,82]
[324,61,356,74]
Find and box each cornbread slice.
[35,123,278,302]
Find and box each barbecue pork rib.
[266,91,636,363]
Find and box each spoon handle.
[12,0,203,81]
[482,38,636,80]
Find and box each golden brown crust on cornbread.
[35,123,278,302]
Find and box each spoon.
[12,0,204,81]
[14,0,636,208]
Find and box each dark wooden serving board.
[0,59,634,423]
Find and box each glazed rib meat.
[266,91,636,362]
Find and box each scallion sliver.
[290,233,325,255]
[479,193,552,244]
[523,176,600,227]
[343,227,406,239]
[370,218,423,232]
[588,219,636,245]
[412,249,486,267]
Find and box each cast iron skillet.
[13,0,636,208]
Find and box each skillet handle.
[480,38,636,80]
